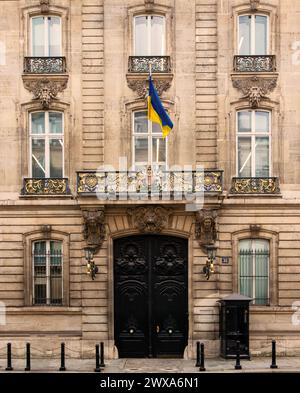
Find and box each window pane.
[254,239,269,305]
[32,139,46,178]
[238,111,251,132]
[151,16,164,55]
[255,111,269,133]
[134,137,148,163]
[255,15,267,55]
[50,139,63,178]
[49,112,63,134]
[255,137,269,177]
[152,121,162,134]
[33,241,47,305]
[48,16,61,56]
[238,137,251,177]
[31,112,45,134]
[135,16,148,55]
[33,241,46,264]
[238,15,251,55]
[32,17,45,56]
[239,241,253,299]
[152,137,166,163]
[134,112,148,133]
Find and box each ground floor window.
[239,238,269,305]
[32,240,63,305]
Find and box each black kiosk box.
[218,293,252,359]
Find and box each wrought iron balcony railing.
[128,56,171,73]
[77,169,223,199]
[21,178,71,196]
[24,57,67,74]
[230,177,280,194]
[233,55,276,73]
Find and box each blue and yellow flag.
[148,76,173,138]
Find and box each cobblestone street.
[1,357,300,373]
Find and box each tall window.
[31,16,62,56]
[30,111,64,178]
[134,15,165,56]
[238,14,268,55]
[239,239,269,305]
[133,111,167,169]
[33,240,63,305]
[237,110,270,177]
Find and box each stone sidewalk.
[0,357,300,373]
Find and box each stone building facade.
[0,0,300,359]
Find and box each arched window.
[33,240,63,305]
[237,110,271,177]
[134,15,165,56]
[132,110,167,170]
[239,239,269,305]
[30,111,64,178]
[238,14,269,55]
[31,16,62,56]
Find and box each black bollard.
[59,343,66,371]
[270,340,278,369]
[5,343,13,371]
[100,342,105,368]
[195,341,201,367]
[94,344,101,372]
[199,343,206,372]
[235,340,242,370]
[25,343,31,371]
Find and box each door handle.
[156,325,160,333]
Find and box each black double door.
[114,235,188,358]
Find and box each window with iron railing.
[32,240,63,305]
[239,239,269,305]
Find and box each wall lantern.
[203,245,216,280]
[84,247,98,280]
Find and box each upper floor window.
[239,239,269,305]
[31,16,62,56]
[237,110,270,177]
[33,240,63,305]
[134,15,165,56]
[238,14,268,55]
[30,111,64,178]
[133,110,167,170]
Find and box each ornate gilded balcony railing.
[24,57,67,74]
[77,169,223,199]
[21,178,71,196]
[230,177,280,195]
[233,55,276,73]
[128,56,171,73]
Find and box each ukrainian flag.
[148,76,173,138]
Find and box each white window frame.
[29,111,64,178]
[133,15,166,56]
[30,15,62,57]
[238,239,270,305]
[32,240,63,306]
[237,13,269,55]
[132,110,168,169]
[236,110,271,178]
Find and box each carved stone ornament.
[41,225,52,239]
[195,209,217,247]
[250,224,261,236]
[127,78,171,98]
[128,206,172,233]
[232,76,277,108]
[23,78,68,109]
[40,0,50,13]
[145,0,154,11]
[83,209,106,252]
[250,0,260,11]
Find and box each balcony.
[77,169,223,200]
[233,55,276,73]
[24,57,67,74]
[128,56,171,73]
[21,178,71,196]
[230,177,280,195]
